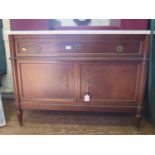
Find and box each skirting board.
[1,93,14,100]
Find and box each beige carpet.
[0,99,155,135]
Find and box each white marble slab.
[6,30,151,35]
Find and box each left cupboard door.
[17,61,76,102]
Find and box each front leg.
[17,109,23,126]
[135,114,141,130]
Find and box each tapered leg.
[17,109,23,126]
[135,114,141,130]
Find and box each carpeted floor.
[0,99,155,135]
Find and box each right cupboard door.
[80,62,142,106]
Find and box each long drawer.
[13,34,147,57]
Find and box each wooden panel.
[17,39,141,54]
[8,34,149,127]
[13,34,146,56]
[17,61,76,101]
[20,100,137,113]
[80,62,140,104]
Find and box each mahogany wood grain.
[9,36,23,125]
[17,61,76,100]
[13,34,146,57]
[9,34,149,129]
[80,62,139,101]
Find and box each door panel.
[80,62,139,103]
[18,61,76,100]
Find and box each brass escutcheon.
[116,45,124,53]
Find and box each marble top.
[6,30,151,35]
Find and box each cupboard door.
[80,62,140,106]
[17,61,76,101]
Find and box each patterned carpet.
[0,99,155,135]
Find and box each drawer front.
[14,35,146,56]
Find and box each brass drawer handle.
[21,47,27,52]
[21,45,42,53]
[116,45,124,53]
[75,44,81,49]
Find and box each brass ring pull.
[116,45,124,53]
[75,44,81,49]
